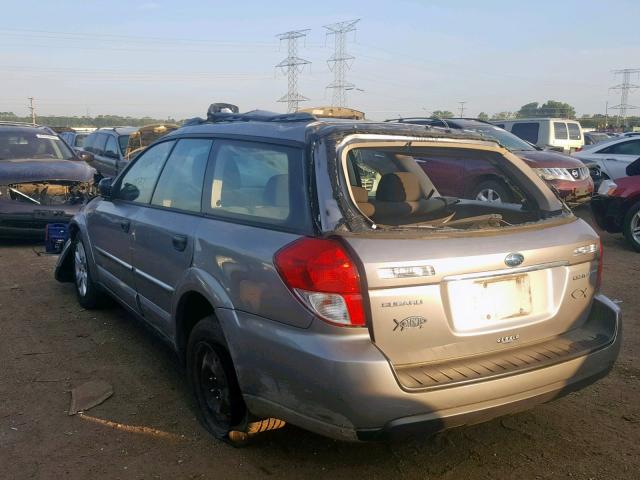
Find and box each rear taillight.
[596,238,603,291]
[274,237,366,327]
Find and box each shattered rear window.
[343,145,551,231]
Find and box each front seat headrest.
[376,172,422,202]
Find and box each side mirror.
[98,177,114,199]
[77,151,94,163]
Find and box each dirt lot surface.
[1,210,638,480]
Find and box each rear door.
[131,138,212,335]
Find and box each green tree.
[516,100,576,119]
[516,102,540,118]
[477,112,489,121]
[431,110,454,119]
[491,111,514,120]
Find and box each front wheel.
[471,179,513,203]
[73,238,108,309]
[187,316,247,440]
[623,201,640,252]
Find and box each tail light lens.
[596,238,603,291]
[274,237,366,327]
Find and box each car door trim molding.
[134,268,174,293]
[95,246,132,270]
[95,246,174,293]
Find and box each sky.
[1,0,639,121]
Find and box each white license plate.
[475,274,532,321]
[447,273,533,332]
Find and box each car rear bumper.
[220,294,621,442]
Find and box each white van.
[492,118,584,153]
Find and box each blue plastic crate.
[45,223,69,254]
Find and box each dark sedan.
[0,123,96,238]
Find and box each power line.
[324,19,360,107]
[609,68,640,127]
[275,30,311,113]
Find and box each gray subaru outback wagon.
[55,104,621,442]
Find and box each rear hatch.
[318,130,601,377]
[345,219,599,368]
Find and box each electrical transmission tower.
[275,30,311,113]
[609,68,640,127]
[458,101,467,117]
[324,19,360,107]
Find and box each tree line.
[432,100,639,129]
[0,111,179,128]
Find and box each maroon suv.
[387,118,593,205]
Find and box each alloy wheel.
[475,188,502,202]
[74,241,88,297]
[631,211,640,245]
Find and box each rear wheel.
[622,201,640,252]
[471,179,513,203]
[187,316,247,440]
[73,238,107,309]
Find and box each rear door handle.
[120,220,131,233]
[172,235,188,252]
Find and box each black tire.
[186,316,247,440]
[622,201,640,252]
[73,238,107,309]
[470,179,513,203]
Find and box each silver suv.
[55,104,621,442]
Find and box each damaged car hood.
[0,158,95,184]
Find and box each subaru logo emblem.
[505,253,524,267]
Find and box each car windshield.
[0,131,75,160]
[461,125,536,152]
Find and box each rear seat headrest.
[376,172,422,202]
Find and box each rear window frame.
[567,123,582,140]
[324,133,566,235]
[199,136,313,235]
[553,122,569,140]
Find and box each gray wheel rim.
[631,211,640,244]
[74,242,88,297]
[476,188,502,202]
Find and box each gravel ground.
[1,210,638,480]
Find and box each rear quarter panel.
[194,218,315,328]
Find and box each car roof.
[96,126,137,135]
[580,134,638,151]
[496,118,581,123]
[169,110,494,145]
[0,123,56,134]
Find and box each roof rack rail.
[184,104,318,126]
